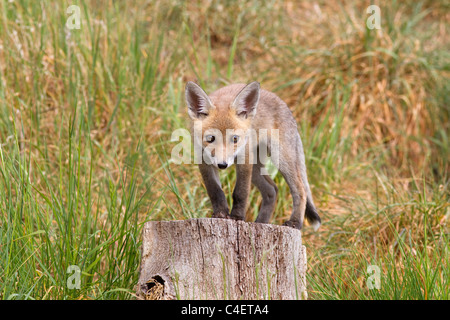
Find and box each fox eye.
[232,135,239,143]
[205,135,215,143]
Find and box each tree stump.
[136,218,307,300]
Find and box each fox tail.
[305,197,321,231]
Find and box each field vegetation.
[0,0,448,299]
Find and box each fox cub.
[185,81,321,230]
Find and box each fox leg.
[199,163,229,218]
[276,146,307,230]
[230,163,253,221]
[280,167,307,229]
[252,161,278,224]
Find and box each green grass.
[306,175,449,299]
[0,0,448,299]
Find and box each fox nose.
[217,162,228,170]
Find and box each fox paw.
[229,214,245,221]
[283,220,302,230]
[212,211,229,219]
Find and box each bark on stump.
[137,218,307,300]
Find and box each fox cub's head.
[185,81,260,169]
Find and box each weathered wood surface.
[137,218,307,300]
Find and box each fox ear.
[231,81,260,119]
[185,82,214,119]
